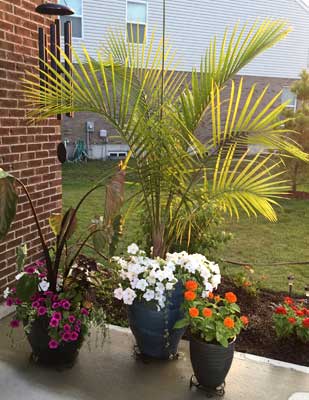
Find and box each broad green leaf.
[0,169,18,240]
[49,213,63,236]
[15,274,38,302]
[174,318,189,329]
[16,244,27,272]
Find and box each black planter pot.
[127,282,185,360]
[25,317,83,366]
[190,335,235,390]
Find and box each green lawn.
[62,161,309,294]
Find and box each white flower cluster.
[113,244,221,309]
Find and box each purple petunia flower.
[38,272,46,279]
[52,312,62,320]
[52,294,59,302]
[49,318,59,328]
[10,319,20,328]
[14,298,22,305]
[74,325,81,333]
[48,339,59,349]
[45,291,54,297]
[32,301,40,309]
[76,319,81,326]
[52,302,60,309]
[68,315,76,324]
[61,300,71,310]
[70,331,79,341]
[25,266,36,274]
[38,306,47,316]
[63,324,71,332]
[6,298,14,307]
[80,308,89,316]
[62,332,71,342]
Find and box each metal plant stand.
[189,375,225,397]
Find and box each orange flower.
[214,295,221,302]
[185,280,198,291]
[202,308,213,317]
[189,307,199,318]
[225,292,237,303]
[243,281,251,287]
[240,316,249,325]
[207,292,214,299]
[223,317,235,329]
[184,291,196,301]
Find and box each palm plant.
[22,19,309,259]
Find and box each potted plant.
[0,165,125,366]
[113,244,221,359]
[22,15,309,363]
[175,285,249,394]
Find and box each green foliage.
[15,274,39,302]
[0,169,18,240]
[229,265,267,297]
[22,20,309,260]
[16,244,27,272]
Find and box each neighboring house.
[59,0,309,160]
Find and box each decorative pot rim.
[190,333,236,348]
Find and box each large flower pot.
[190,335,235,389]
[25,317,83,366]
[127,283,185,360]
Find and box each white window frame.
[126,0,148,44]
[282,86,297,112]
[59,0,84,40]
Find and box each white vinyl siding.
[59,0,83,38]
[69,0,309,79]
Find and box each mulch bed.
[218,278,309,367]
[100,276,309,367]
[285,191,309,200]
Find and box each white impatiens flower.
[15,272,25,280]
[39,280,50,292]
[3,287,10,299]
[211,274,221,288]
[143,289,155,302]
[165,282,175,291]
[127,243,139,255]
[136,279,148,291]
[122,288,137,305]
[114,287,124,300]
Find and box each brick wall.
[0,0,62,298]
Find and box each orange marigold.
[189,307,199,318]
[214,295,221,303]
[184,291,196,301]
[207,292,214,299]
[202,308,213,317]
[225,292,237,303]
[223,317,235,329]
[185,280,198,291]
[240,316,249,325]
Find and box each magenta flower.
[62,332,71,342]
[52,294,59,302]
[30,294,38,301]
[36,260,45,267]
[81,308,89,316]
[52,302,60,309]
[63,324,71,332]
[48,339,59,349]
[10,319,20,328]
[61,300,71,310]
[14,298,22,305]
[68,315,76,324]
[49,318,59,328]
[38,273,46,279]
[38,306,47,316]
[70,331,79,341]
[6,298,14,307]
[32,301,40,309]
[76,319,81,326]
[11,287,16,293]
[45,291,54,297]
[25,266,36,274]
[74,325,81,333]
[52,312,62,320]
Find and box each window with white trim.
[281,87,297,112]
[127,0,147,44]
[59,0,83,38]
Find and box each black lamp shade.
[35,3,75,16]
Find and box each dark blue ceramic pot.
[127,282,185,360]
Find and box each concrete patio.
[0,316,308,400]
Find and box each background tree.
[283,69,309,192]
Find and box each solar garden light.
[305,285,309,305]
[287,275,294,297]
